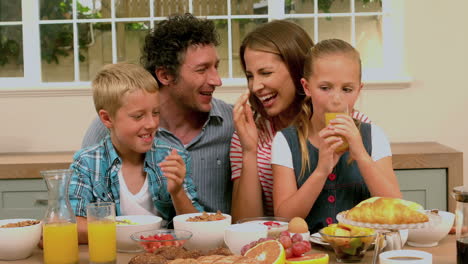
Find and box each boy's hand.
[159,149,186,195]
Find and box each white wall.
[1,0,468,184]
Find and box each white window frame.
[0,0,409,95]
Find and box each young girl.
[271,39,401,233]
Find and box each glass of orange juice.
[325,106,350,153]
[87,202,116,264]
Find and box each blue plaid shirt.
[69,135,203,221]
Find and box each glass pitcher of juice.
[453,186,468,264]
[41,169,79,264]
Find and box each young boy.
[69,63,203,243]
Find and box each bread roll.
[346,197,429,224]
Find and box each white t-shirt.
[271,124,391,168]
[119,170,159,216]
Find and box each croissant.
[346,197,429,225]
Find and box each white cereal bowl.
[407,210,455,247]
[0,219,42,260]
[116,215,162,252]
[173,212,231,252]
[224,223,268,255]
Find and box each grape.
[257,237,268,243]
[278,236,292,249]
[285,247,294,259]
[291,233,303,243]
[279,231,291,238]
[300,240,312,252]
[292,241,308,257]
[240,244,251,255]
[278,235,293,249]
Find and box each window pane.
[285,0,314,14]
[231,18,268,77]
[231,0,267,15]
[78,22,112,81]
[0,25,23,77]
[40,0,73,20]
[40,24,75,82]
[0,0,21,21]
[116,0,149,18]
[78,0,111,19]
[355,0,382,12]
[287,18,315,43]
[116,22,150,63]
[214,20,229,78]
[319,0,350,13]
[154,0,189,17]
[356,15,383,69]
[318,17,351,42]
[193,0,227,16]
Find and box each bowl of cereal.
[0,219,42,260]
[173,211,231,251]
[237,216,290,238]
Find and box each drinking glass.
[87,202,116,264]
[453,186,468,264]
[324,105,350,152]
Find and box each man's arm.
[82,117,109,148]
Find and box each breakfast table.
[0,234,457,264]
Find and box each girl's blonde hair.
[296,39,362,178]
[92,62,159,117]
[239,20,314,140]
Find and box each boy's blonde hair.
[92,62,159,117]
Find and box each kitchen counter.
[0,234,457,264]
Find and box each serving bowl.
[130,229,192,253]
[0,218,42,260]
[224,223,268,255]
[173,212,231,251]
[116,215,162,252]
[237,216,290,238]
[319,224,376,263]
[407,210,455,247]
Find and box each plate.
[309,232,331,248]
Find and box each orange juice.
[43,222,79,264]
[325,112,349,152]
[88,220,116,263]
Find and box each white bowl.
[116,215,162,252]
[224,223,268,255]
[407,210,455,247]
[173,212,231,251]
[0,219,42,260]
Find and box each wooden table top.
[0,234,456,264]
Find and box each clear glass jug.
[41,169,79,264]
[453,186,468,264]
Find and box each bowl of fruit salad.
[319,223,376,263]
[116,215,162,252]
[130,229,192,253]
[237,216,290,238]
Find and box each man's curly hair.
[140,13,220,86]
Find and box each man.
[82,13,234,213]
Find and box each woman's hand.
[159,149,186,195]
[329,114,367,161]
[316,126,345,175]
[233,91,258,153]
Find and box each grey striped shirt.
[81,98,234,213]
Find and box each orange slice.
[285,253,329,264]
[245,240,286,264]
